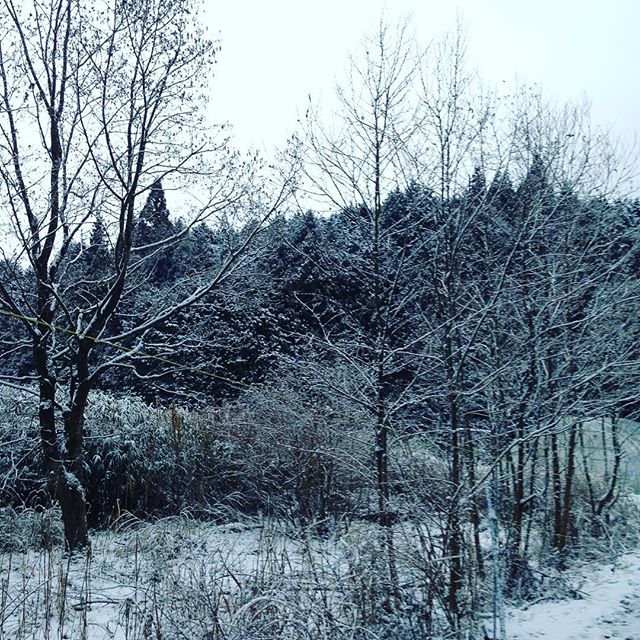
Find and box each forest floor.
[1,514,639,639]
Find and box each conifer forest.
[0,1,638,639]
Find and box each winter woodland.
[0,1,639,639]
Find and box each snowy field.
[1,513,640,640]
[0,516,397,640]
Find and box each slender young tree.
[412,25,498,627]
[300,19,426,601]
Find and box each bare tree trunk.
[56,475,89,550]
[557,422,578,557]
[35,341,90,549]
[445,327,463,628]
[523,439,540,559]
[463,422,484,578]
[591,415,622,535]
[550,431,563,552]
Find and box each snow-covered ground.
[0,517,360,639]
[507,550,640,640]
[2,514,640,639]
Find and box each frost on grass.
[1,513,639,640]
[0,517,363,640]
[0,516,467,640]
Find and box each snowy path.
[507,551,640,640]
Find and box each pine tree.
[134,179,176,283]
[85,215,112,275]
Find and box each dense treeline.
[2,162,639,575]
[4,173,637,409]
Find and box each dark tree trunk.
[557,422,578,556]
[446,335,463,629]
[55,471,89,550]
[463,423,484,578]
[550,432,563,551]
[35,336,91,551]
[60,396,90,550]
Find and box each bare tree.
[469,95,640,590]
[0,0,293,549]
[299,19,426,602]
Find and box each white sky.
[203,0,639,159]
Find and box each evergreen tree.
[85,215,112,273]
[134,180,176,283]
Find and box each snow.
[63,469,86,499]
[0,517,339,639]
[506,551,640,640]
[1,516,640,639]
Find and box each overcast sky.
[203,0,639,159]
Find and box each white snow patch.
[507,550,640,640]
[63,470,86,499]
